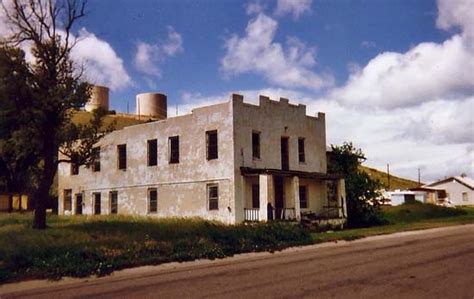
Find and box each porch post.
[337,179,347,218]
[259,174,272,221]
[292,176,301,221]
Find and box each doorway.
[75,193,83,215]
[281,137,289,171]
[274,176,284,220]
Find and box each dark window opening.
[281,137,289,171]
[92,147,101,172]
[149,188,158,213]
[117,144,127,170]
[110,191,118,214]
[71,161,79,175]
[64,189,72,211]
[93,192,101,215]
[147,139,158,166]
[75,193,83,215]
[206,130,218,160]
[252,132,260,159]
[208,184,219,210]
[169,136,179,164]
[252,184,260,209]
[299,186,308,209]
[298,138,305,163]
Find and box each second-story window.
[169,136,179,164]
[70,161,79,175]
[147,139,158,166]
[252,131,260,159]
[92,147,100,172]
[298,138,305,163]
[117,144,127,170]
[206,130,218,160]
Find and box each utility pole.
[176,104,178,116]
[418,168,421,186]
[387,163,391,190]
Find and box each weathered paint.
[58,94,346,223]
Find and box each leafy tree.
[328,142,386,228]
[0,0,108,229]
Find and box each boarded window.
[299,186,308,209]
[64,189,72,211]
[252,184,260,209]
[252,132,260,159]
[93,192,101,215]
[298,138,305,163]
[70,161,79,175]
[117,144,127,170]
[208,184,219,210]
[110,191,118,214]
[169,136,179,164]
[149,188,158,213]
[147,139,158,166]
[206,130,218,160]
[92,147,101,172]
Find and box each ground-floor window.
[252,184,260,208]
[64,189,72,212]
[93,192,101,215]
[299,186,308,209]
[110,191,118,214]
[207,183,219,210]
[75,193,83,215]
[148,188,158,213]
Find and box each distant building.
[426,176,474,206]
[58,94,347,224]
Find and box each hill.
[72,110,148,131]
[360,165,420,190]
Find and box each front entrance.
[274,176,284,219]
[281,137,289,170]
[75,193,83,215]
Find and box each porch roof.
[240,167,344,180]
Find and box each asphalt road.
[2,224,474,299]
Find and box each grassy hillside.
[71,110,147,131]
[360,165,420,190]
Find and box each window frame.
[148,188,158,213]
[109,191,118,214]
[92,147,101,172]
[299,185,308,209]
[93,192,101,215]
[207,183,219,210]
[168,136,180,164]
[298,137,306,163]
[64,189,72,212]
[117,144,127,170]
[252,131,261,160]
[147,139,158,166]
[206,130,218,160]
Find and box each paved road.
[2,224,474,299]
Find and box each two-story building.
[58,94,346,224]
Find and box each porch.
[240,167,347,223]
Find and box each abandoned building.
[58,92,347,224]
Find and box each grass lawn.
[1,204,473,284]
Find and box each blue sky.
[2,0,472,182]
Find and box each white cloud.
[134,26,183,77]
[274,0,312,19]
[72,29,132,90]
[436,0,474,49]
[221,13,333,90]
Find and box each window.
[252,184,260,209]
[299,186,308,209]
[298,138,305,163]
[64,189,72,212]
[462,192,468,202]
[169,136,179,164]
[252,131,260,159]
[148,188,158,213]
[70,161,79,175]
[110,191,118,214]
[93,192,101,215]
[207,184,219,210]
[147,139,158,166]
[92,147,101,172]
[206,130,218,160]
[117,144,127,170]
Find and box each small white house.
[426,176,474,206]
[386,190,425,206]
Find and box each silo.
[85,85,109,112]
[136,93,167,120]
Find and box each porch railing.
[244,208,259,222]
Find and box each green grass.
[360,165,420,190]
[71,111,147,131]
[1,204,473,284]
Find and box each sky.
[2,0,473,183]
